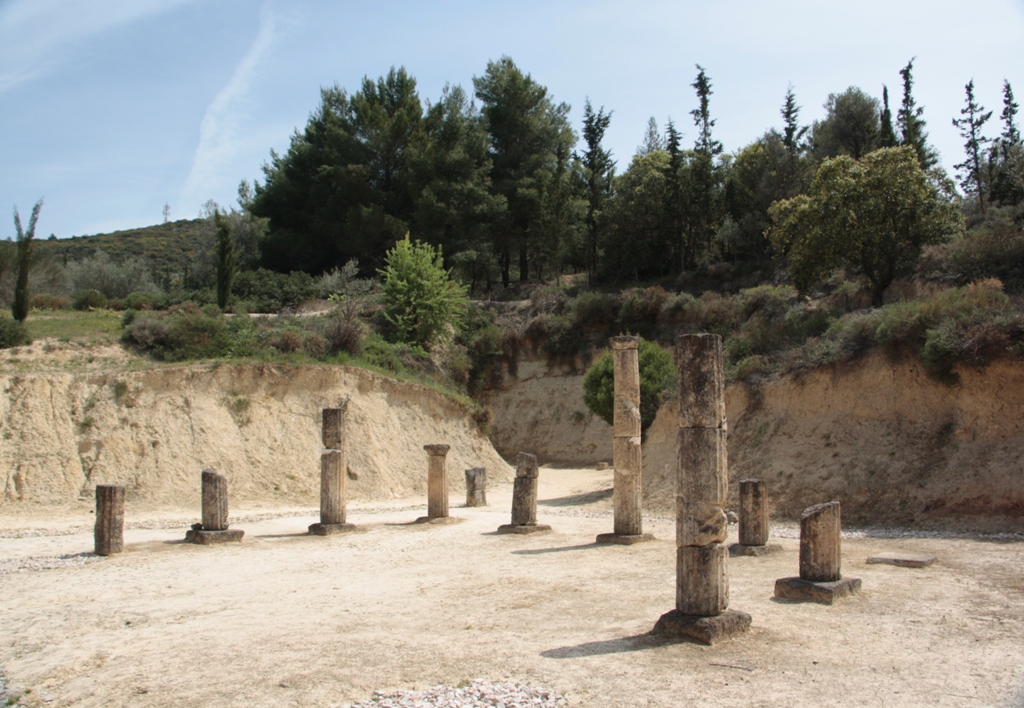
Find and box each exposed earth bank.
[485,352,1024,532]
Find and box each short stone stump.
[774,576,861,604]
[866,552,936,568]
[497,523,552,535]
[728,542,783,557]
[652,609,752,646]
[413,516,462,525]
[308,522,358,536]
[595,532,655,545]
[185,528,244,545]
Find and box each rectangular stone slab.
[185,529,244,545]
[773,576,861,604]
[866,552,937,568]
[652,608,751,646]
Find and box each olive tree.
[769,147,962,305]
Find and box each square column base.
[413,516,462,525]
[185,528,244,545]
[497,524,552,535]
[308,523,358,536]
[595,532,655,545]
[652,608,752,645]
[774,576,861,604]
[728,543,784,557]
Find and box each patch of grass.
[24,309,122,343]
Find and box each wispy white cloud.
[180,2,279,211]
[0,0,199,94]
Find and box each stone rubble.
[342,680,566,708]
[0,552,103,575]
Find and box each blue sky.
[2,0,1022,239]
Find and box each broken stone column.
[774,501,861,604]
[94,484,125,556]
[465,468,487,507]
[310,405,357,535]
[728,478,782,556]
[653,333,750,645]
[498,452,551,534]
[597,336,653,545]
[185,469,244,544]
[414,444,459,524]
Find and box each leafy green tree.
[811,87,880,160]
[769,147,962,305]
[879,85,899,148]
[951,79,993,213]
[578,99,615,281]
[474,56,577,285]
[897,59,938,169]
[214,211,235,310]
[379,234,468,348]
[12,199,42,323]
[582,338,674,438]
[602,151,672,281]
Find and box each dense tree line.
[241,57,1022,295]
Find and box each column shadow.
[511,543,602,555]
[541,632,670,658]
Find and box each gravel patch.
[341,680,566,708]
[0,552,104,575]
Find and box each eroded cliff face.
[0,360,510,509]
[487,352,1024,531]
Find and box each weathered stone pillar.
[310,405,357,535]
[498,453,551,534]
[425,444,450,518]
[653,333,750,644]
[94,484,125,556]
[597,336,653,545]
[465,468,487,507]
[185,469,244,544]
[728,478,782,556]
[774,501,861,604]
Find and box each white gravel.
[0,552,103,575]
[341,680,566,708]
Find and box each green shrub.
[571,291,620,331]
[30,294,69,310]
[232,269,317,313]
[122,307,231,361]
[618,287,669,340]
[0,317,31,348]
[124,292,155,310]
[73,289,109,311]
[582,338,675,437]
[918,217,1024,292]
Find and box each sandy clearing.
[1,467,1023,708]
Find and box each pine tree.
[952,79,993,213]
[579,99,615,281]
[781,84,807,154]
[991,80,1024,206]
[897,58,938,168]
[11,199,42,323]
[691,65,723,156]
[879,85,898,148]
[999,80,1021,157]
[637,116,664,156]
[663,120,684,269]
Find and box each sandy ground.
[1,467,1023,708]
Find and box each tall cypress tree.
[685,65,722,270]
[879,85,898,148]
[663,120,684,270]
[952,79,993,213]
[11,199,42,323]
[897,58,938,168]
[214,210,235,310]
[579,99,614,282]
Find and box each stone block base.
[595,532,655,545]
[413,516,462,525]
[652,609,752,645]
[185,528,244,545]
[308,522,358,536]
[728,542,783,557]
[497,524,552,535]
[773,576,861,604]
[866,552,936,568]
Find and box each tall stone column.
[775,501,861,604]
[596,336,653,545]
[310,404,357,535]
[498,452,551,534]
[728,478,782,556]
[653,334,750,644]
[185,469,244,544]
[94,484,125,556]
[412,444,460,525]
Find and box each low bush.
[0,317,31,348]
[122,304,231,361]
[232,269,317,313]
[72,289,108,311]
[30,294,69,310]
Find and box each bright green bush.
[0,317,31,348]
[582,338,675,436]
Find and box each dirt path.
[1,467,1023,707]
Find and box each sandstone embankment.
[1,356,510,510]
[486,352,1024,532]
